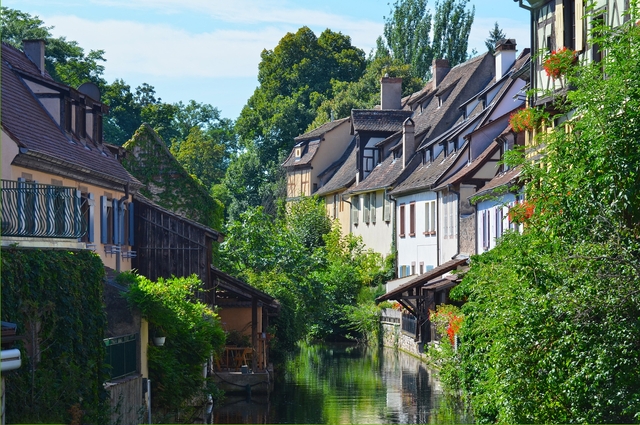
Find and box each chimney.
[402,117,416,169]
[431,59,450,88]
[380,75,402,110]
[23,39,46,75]
[495,39,517,79]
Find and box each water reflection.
[213,343,470,424]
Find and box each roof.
[134,194,223,242]
[211,267,280,311]
[314,138,357,197]
[351,109,413,133]
[282,139,320,168]
[1,43,141,189]
[376,257,468,302]
[412,53,495,143]
[345,151,420,195]
[294,117,349,142]
[390,150,459,196]
[472,166,523,201]
[436,141,501,189]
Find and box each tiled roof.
[436,141,501,189]
[2,43,140,187]
[351,109,413,133]
[389,151,459,196]
[412,53,495,146]
[314,138,357,196]
[472,166,522,200]
[294,117,349,141]
[282,139,320,168]
[1,42,55,81]
[345,154,405,194]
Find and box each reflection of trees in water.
[213,343,465,424]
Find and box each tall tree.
[382,0,474,79]
[231,27,366,217]
[485,21,507,54]
[431,0,475,67]
[383,0,433,80]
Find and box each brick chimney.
[495,39,517,79]
[432,59,450,88]
[380,75,402,110]
[23,39,46,75]
[402,117,416,169]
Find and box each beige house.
[282,117,351,200]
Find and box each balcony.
[1,179,88,246]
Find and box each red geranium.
[543,47,577,79]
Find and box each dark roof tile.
[351,109,413,133]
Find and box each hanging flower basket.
[509,108,538,132]
[543,47,577,79]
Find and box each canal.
[213,343,471,424]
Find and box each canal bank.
[380,308,430,363]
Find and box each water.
[213,343,471,424]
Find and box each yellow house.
[1,41,148,424]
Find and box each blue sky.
[8,0,530,120]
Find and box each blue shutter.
[112,199,119,245]
[87,193,95,243]
[128,202,135,246]
[118,201,125,246]
[101,196,108,243]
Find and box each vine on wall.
[0,248,109,424]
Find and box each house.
[282,117,352,200]
[1,40,147,423]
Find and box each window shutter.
[352,196,359,225]
[363,193,370,223]
[431,200,437,233]
[101,196,108,243]
[399,204,405,236]
[128,202,135,246]
[409,202,416,236]
[383,195,391,222]
[112,199,119,245]
[371,192,376,224]
[87,193,95,243]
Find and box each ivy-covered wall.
[122,124,223,232]
[0,248,109,424]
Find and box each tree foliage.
[382,0,474,79]
[1,7,107,89]
[485,22,507,54]
[220,197,386,351]
[451,13,640,423]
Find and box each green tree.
[431,0,475,67]
[485,21,507,54]
[232,27,366,215]
[382,0,474,79]
[1,7,107,89]
[452,12,640,423]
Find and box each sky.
[7,0,531,120]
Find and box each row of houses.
[0,40,277,424]
[284,0,630,348]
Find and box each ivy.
[0,248,109,424]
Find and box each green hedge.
[1,248,109,424]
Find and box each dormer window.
[437,96,443,107]
[423,149,431,164]
[295,147,302,158]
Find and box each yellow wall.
[219,307,264,337]
[323,190,351,237]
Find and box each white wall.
[476,193,521,253]
[351,189,393,257]
[1,131,19,180]
[438,189,459,264]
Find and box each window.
[332,194,339,219]
[592,14,605,65]
[409,202,416,236]
[495,207,503,239]
[101,194,114,244]
[80,190,94,244]
[313,183,318,193]
[370,192,377,224]
[351,195,359,226]
[295,147,302,158]
[424,200,436,235]
[399,204,406,237]
[482,210,490,251]
[363,193,370,224]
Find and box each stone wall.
[381,310,429,362]
[105,374,145,425]
[459,213,476,256]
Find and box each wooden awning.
[376,257,468,302]
[211,266,280,312]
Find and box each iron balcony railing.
[1,179,87,239]
[104,333,138,380]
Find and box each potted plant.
[543,47,577,79]
[509,108,539,132]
